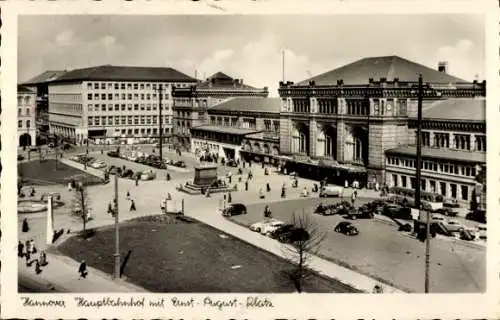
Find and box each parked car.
[443,198,461,208]
[173,160,186,168]
[90,160,107,169]
[17,155,25,161]
[268,224,294,238]
[277,227,310,243]
[262,220,285,235]
[436,207,459,217]
[445,220,465,232]
[250,219,278,232]
[431,215,447,222]
[107,150,120,158]
[319,185,344,198]
[459,228,476,241]
[314,203,336,216]
[466,210,486,224]
[334,221,359,236]
[141,170,156,180]
[383,204,413,220]
[346,207,374,220]
[222,203,247,217]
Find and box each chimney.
[438,61,448,73]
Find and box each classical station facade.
[277,56,486,189]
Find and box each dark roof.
[385,145,485,164]
[51,65,196,83]
[299,55,468,86]
[23,70,67,85]
[208,72,233,81]
[421,98,485,121]
[191,125,260,135]
[209,97,281,114]
[17,85,35,93]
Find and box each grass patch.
[58,216,359,293]
[18,159,104,186]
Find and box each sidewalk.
[18,252,147,293]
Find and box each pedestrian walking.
[135,176,139,186]
[130,200,136,211]
[228,171,232,184]
[39,250,47,266]
[166,173,171,181]
[18,241,24,257]
[25,250,31,265]
[264,167,269,175]
[78,260,88,279]
[22,218,30,233]
[245,180,249,191]
[281,184,286,198]
[126,191,130,199]
[344,179,348,188]
[261,161,265,169]
[264,205,272,218]
[30,187,36,197]
[266,182,271,192]
[31,241,37,254]
[25,239,32,255]
[351,190,357,206]
[227,192,232,203]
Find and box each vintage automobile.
[319,185,344,198]
[250,218,280,233]
[221,203,248,217]
[334,221,359,236]
[345,207,374,220]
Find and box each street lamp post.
[113,172,120,279]
[153,85,164,162]
[415,74,431,293]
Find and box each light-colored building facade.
[17,85,36,147]
[47,65,197,144]
[190,97,280,161]
[385,98,485,202]
[173,72,269,148]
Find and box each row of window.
[18,108,31,117]
[191,131,243,145]
[17,96,32,106]
[317,99,338,114]
[18,120,31,129]
[86,82,190,91]
[176,111,205,118]
[386,156,478,177]
[391,173,470,200]
[50,103,83,115]
[419,131,486,151]
[346,100,369,116]
[88,115,170,127]
[88,103,170,112]
[113,127,170,136]
[87,92,170,101]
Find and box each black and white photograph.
[2,1,499,318]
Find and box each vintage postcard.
[1,0,499,318]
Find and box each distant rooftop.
[298,55,469,86]
[17,85,35,93]
[50,65,196,83]
[386,145,485,164]
[22,70,67,85]
[209,97,281,114]
[196,71,265,91]
[420,98,485,122]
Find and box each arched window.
[354,138,362,161]
[299,132,307,153]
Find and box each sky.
[18,15,485,96]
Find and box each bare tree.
[72,182,91,238]
[281,210,325,293]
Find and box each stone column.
[397,174,402,187]
[309,119,317,157]
[446,183,451,198]
[336,120,345,162]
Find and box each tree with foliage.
[281,210,325,293]
[72,182,91,238]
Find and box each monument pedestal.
[179,163,233,195]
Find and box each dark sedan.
[334,221,359,236]
[222,203,247,217]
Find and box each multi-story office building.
[190,97,280,161]
[172,72,269,148]
[22,70,67,140]
[17,85,37,147]
[46,65,197,144]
